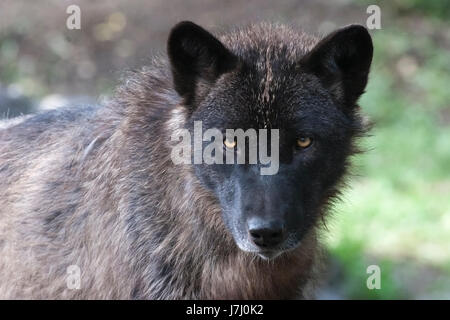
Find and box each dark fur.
[0,22,372,299]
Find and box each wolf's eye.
[296,137,312,149]
[224,138,237,149]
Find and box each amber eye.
[223,138,237,149]
[296,137,312,148]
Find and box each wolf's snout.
[247,218,286,248]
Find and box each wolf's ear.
[300,24,373,109]
[167,21,237,106]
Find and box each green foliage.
[357,0,450,19]
[325,26,450,299]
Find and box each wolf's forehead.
[220,23,317,61]
[246,50,298,129]
[219,26,319,128]
[254,45,291,102]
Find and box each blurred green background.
[0,0,449,299]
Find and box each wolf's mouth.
[256,250,284,260]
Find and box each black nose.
[247,218,286,249]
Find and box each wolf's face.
[168,22,372,259]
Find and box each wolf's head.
[167,22,372,260]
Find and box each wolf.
[0,21,373,299]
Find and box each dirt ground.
[0,0,367,98]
